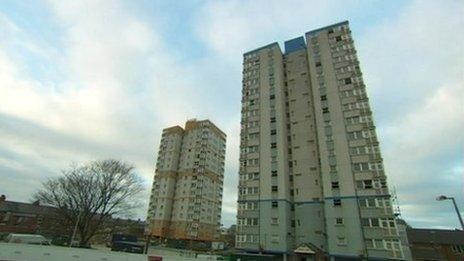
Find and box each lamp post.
[436,195,464,230]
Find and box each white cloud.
[383,84,463,162]
[194,0,367,62]
[0,1,183,215]
[0,0,246,224]
[359,0,464,121]
[357,0,464,228]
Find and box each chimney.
[0,195,5,203]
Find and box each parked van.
[4,234,50,245]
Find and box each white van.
[4,234,50,245]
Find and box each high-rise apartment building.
[237,21,404,260]
[147,119,226,242]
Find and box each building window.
[353,163,369,171]
[365,239,374,248]
[271,143,277,148]
[362,218,384,228]
[337,237,347,246]
[270,117,276,123]
[452,245,464,253]
[271,235,279,243]
[271,218,279,225]
[271,186,278,192]
[331,182,339,189]
[271,201,278,208]
[336,218,344,225]
[335,36,342,42]
[333,199,341,206]
[270,94,275,100]
[322,107,329,113]
[2,213,10,222]
[344,78,352,84]
[271,170,277,177]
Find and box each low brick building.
[407,228,464,261]
[0,195,146,245]
[0,195,71,239]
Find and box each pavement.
[0,243,224,261]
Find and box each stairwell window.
[271,218,279,225]
[271,235,279,243]
[337,237,347,246]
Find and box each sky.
[0,0,462,229]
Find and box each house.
[0,195,71,239]
[407,228,464,261]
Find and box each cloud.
[0,0,244,223]
[0,1,169,218]
[193,0,395,63]
[357,0,464,228]
[358,0,464,123]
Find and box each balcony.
[360,207,394,217]
[356,188,389,197]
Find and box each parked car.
[110,234,144,254]
[4,234,50,245]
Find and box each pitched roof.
[407,228,464,245]
[0,201,57,215]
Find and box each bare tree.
[33,159,144,246]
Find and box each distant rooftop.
[0,200,57,215]
[407,228,464,245]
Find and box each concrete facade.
[237,21,404,260]
[147,119,226,242]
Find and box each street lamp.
[436,195,464,230]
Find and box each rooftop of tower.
[243,20,349,56]
[305,20,349,36]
